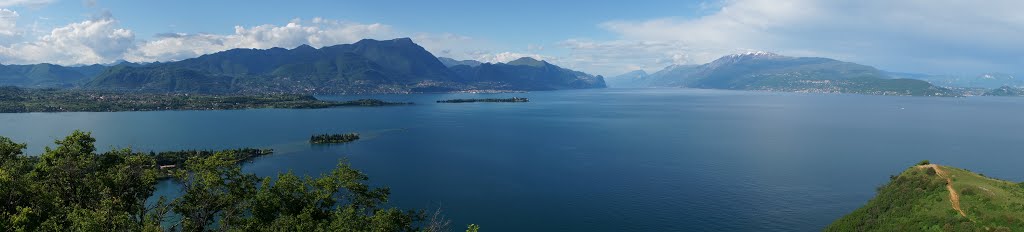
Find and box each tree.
[0,131,162,231]
[170,153,422,231]
[1,131,457,231]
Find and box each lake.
[2,88,1023,231]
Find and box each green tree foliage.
[1,131,162,231]
[0,131,456,231]
[466,224,480,232]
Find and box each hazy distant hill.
[890,72,1023,89]
[0,64,108,88]
[629,52,955,96]
[437,57,482,68]
[605,70,649,88]
[448,57,606,91]
[86,38,605,93]
[983,86,1024,96]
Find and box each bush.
[917,160,931,165]
[960,188,976,196]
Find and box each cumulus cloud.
[561,39,700,75]
[0,14,134,65]
[0,0,52,7]
[0,15,454,66]
[0,8,17,37]
[410,32,553,65]
[473,51,553,64]
[577,0,1024,75]
[125,18,394,62]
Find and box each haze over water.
[2,88,1023,231]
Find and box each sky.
[0,0,1021,77]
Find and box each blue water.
[2,88,1023,231]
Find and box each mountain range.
[608,52,956,96]
[4,40,1019,97]
[1,38,606,94]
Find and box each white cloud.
[0,8,17,37]
[0,0,52,7]
[473,51,552,64]
[577,0,1024,75]
[126,18,394,62]
[409,33,554,65]
[0,14,134,65]
[410,32,475,58]
[560,39,700,75]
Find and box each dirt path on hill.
[918,164,966,217]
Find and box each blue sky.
[0,0,1021,76]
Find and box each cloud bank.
[569,0,1024,75]
[0,12,536,68]
[125,18,395,62]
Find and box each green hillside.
[0,63,101,88]
[827,162,1024,231]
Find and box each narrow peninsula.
[152,148,274,179]
[0,87,412,113]
[436,97,529,103]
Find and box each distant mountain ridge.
[84,38,605,93]
[448,57,606,91]
[611,52,955,96]
[0,63,107,88]
[605,70,649,88]
[0,38,605,94]
[437,57,482,68]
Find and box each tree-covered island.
[436,97,529,103]
[310,133,361,144]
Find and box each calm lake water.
[2,88,1024,231]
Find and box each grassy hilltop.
[827,161,1024,231]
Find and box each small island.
[436,97,529,103]
[310,133,361,144]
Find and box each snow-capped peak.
[727,50,781,58]
[708,50,784,67]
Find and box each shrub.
[917,160,931,165]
